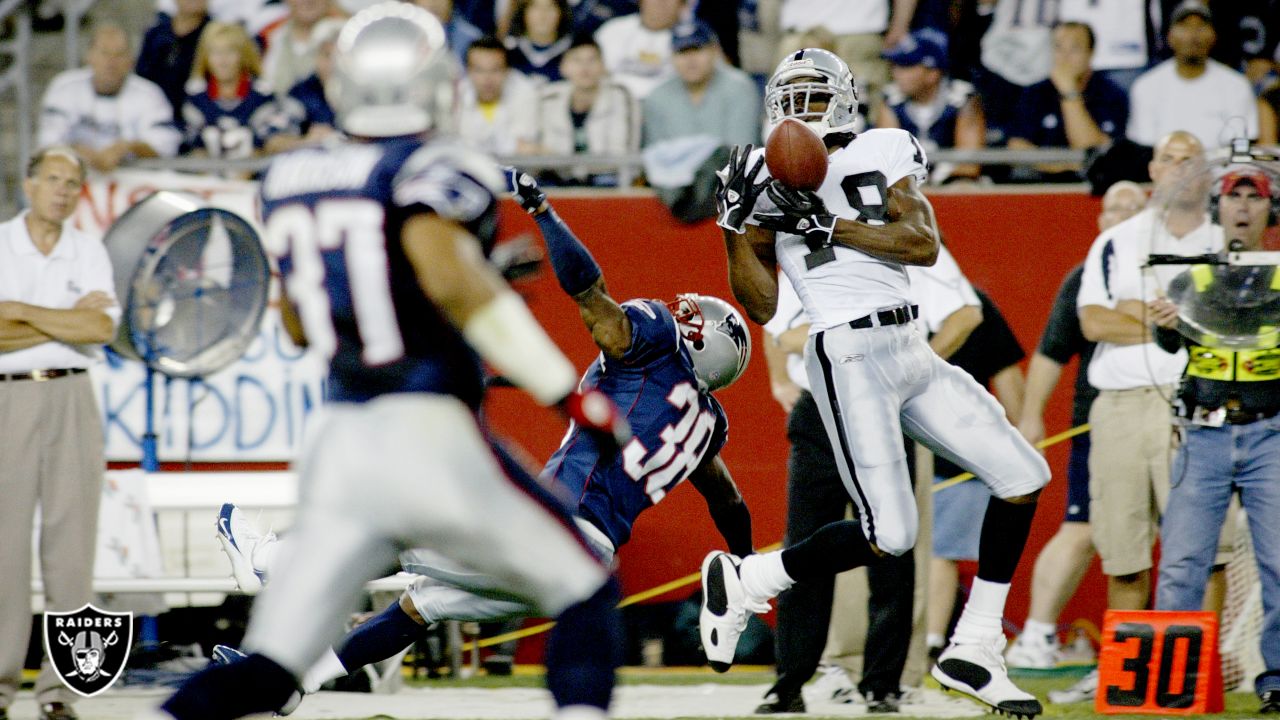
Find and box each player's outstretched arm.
[507,168,633,359]
[687,453,754,558]
[401,213,577,405]
[724,224,780,324]
[828,175,939,265]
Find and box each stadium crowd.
[30,0,1280,187]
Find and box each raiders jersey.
[260,136,504,406]
[543,299,730,550]
[747,128,930,332]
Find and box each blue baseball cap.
[672,20,718,53]
[882,28,949,70]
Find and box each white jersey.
[1076,207,1223,390]
[747,127,929,333]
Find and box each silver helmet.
[326,1,457,137]
[666,294,751,392]
[764,48,859,137]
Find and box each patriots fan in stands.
[179,22,290,160]
[209,167,757,714]
[705,48,1050,718]
[147,5,630,719]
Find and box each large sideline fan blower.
[104,191,270,470]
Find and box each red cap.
[1220,168,1273,198]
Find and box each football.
[765,119,828,191]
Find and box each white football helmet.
[326,1,458,138]
[666,294,751,392]
[764,48,859,137]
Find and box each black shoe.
[483,655,513,676]
[755,687,805,714]
[40,703,77,720]
[1261,690,1279,714]
[864,690,901,713]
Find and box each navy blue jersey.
[260,136,504,406]
[881,78,974,152]
[180,78,291,156]
[543,299,729,549]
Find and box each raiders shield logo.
[43,604,132,697]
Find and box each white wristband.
[463,291,578,406]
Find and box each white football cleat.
[1047,667,1097,705]
[699,551,749,672]
[931,634,1043,718]
[1005,630,1062,670]
[216,503,274,594]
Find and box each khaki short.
[1088,387,1234,576]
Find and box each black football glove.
[756,181,837,249]
[559,387,632,451]
[715,144,768,234]
[505,166,547,215]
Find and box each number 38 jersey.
[260,137,505,407]
[543,299,729,551]
[748,127,929,332]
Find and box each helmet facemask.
[765,49,860,137]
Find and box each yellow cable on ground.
[467,424,1091,651]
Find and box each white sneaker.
[1047,667,1097,704]
[931,634,1043,718]
[216,503,274,594]
[699,551,748,672]
[1005,630,1061,670]
[813,664,856,703]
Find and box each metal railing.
[131,147,1089,183]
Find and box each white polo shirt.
[1076,207,1223,390]
[0,212,120,373]
[763,271,811,391]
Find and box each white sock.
[554,705,608,720]
[301,646,347,694]
[737,552,793,604]
[1023,618,1057,641]
[950,578,1009,645]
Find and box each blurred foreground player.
[704,48,1050,718]
[150,5,629,719]
[210,168,756,713]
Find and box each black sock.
[780,520,878,583]
[337,601,426,671]
[162,653,297,719]
[977,497,1038,584]
[545,577,622,710]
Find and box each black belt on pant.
[0,367,87,382]
[848,305,919,329]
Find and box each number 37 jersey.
[260,137,504,406]
[543,299,729,550]
[748,128,929,332]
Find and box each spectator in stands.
[417,0,485,65]
[530,36,640,184]
[259,0,345,98]
[267,19,342,153]
[875,27,984,183]
[39,24,181,173]
[136,0,212,123]
[594,0,686,100]
[504,0,573,83]
[1004,180,1147,671]
[641,21,760,148]
[1057,0,1151,93]
[1055,130,1226,704]
[1127,2,1260,150]
[774,0,916,119]
[181,22,290,160]
[1008,21,1129,182]
[566,0,634,36]
[0,146,118,720]
[459,35,539,154]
